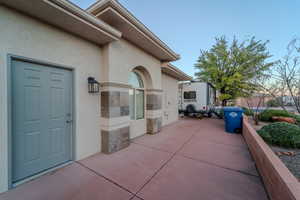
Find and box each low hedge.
[259,109,300,123]
[242,107,254,116]
[266,99,280,107]
[257,122,300,148]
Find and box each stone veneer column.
[100,82,131,154]
[146,89,163,134]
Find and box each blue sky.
[71,0,300,77]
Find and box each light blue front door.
[12,59,73,183]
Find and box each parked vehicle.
[179,81,216,117]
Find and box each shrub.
[266,99,280,107]
[218,108,224,119]
[293,114,300,123]
[259,109,300,123]
[242,107,254,116]
[257,122,300,148]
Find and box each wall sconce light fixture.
[88,77,100,93]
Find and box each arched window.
[129,72,144,88]
[129,72,144,120]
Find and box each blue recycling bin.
[223,107,244,133]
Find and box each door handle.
[66,120,73,124]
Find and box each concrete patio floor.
[0,119,269,200]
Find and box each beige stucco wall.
[103,39,162,89]
[162,73,179,126]
[102,39,163,138]
[0,6,103,192]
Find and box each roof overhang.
[162,63,192,81]
[0,0,122,45]
[87,0,180,62]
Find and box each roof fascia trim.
[46,0,122,40]
[87,0,180,60]
[162,63,193,81]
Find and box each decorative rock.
[272,116,296,124]
[275,151,296,157]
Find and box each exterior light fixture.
[88,77,100,93]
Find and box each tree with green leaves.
[195,36,274,106]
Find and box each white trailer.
[179,81,216,116]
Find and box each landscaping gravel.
[271,146,300,180]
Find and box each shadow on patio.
[0,119,268,200]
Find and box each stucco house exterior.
[0,0,191,193]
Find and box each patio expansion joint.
[132,130,199,200]
[75,161,137,198]
[131,141,173,154]
[177,154,260,178]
